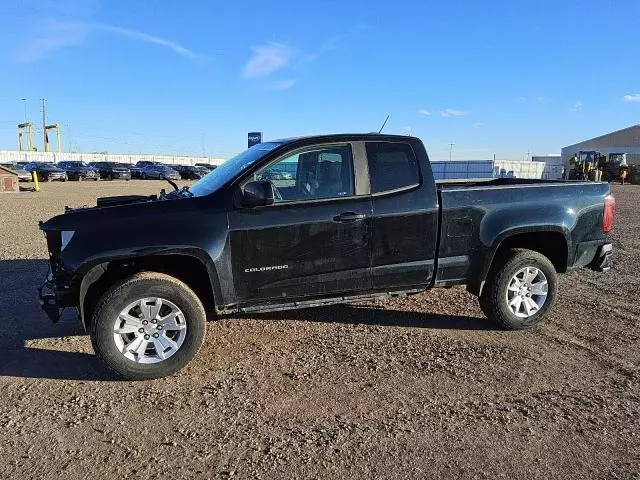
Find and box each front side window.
[366,142,421,193]
[250,144,355,203]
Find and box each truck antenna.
[378,114,390,134]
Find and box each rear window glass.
[366,142,421,193]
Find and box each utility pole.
[40,98,47,152]
[449,143,455,161]
[21,98,27,122]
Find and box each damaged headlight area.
[61,230,75,251]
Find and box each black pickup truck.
[39,134,615,379]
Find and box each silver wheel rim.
[113,298,187,364]
[505,267,548,319]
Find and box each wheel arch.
[79,250,219,330]
[469,227,569,297]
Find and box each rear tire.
[479,248,558,330]
[90,272,207,380]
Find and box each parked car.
[88,162,132,180]
[1,163,32,182]
[132,161,181,180]
[195,163,217,172]
[38,134,614,379]
[173,165,207,180]
[56,161,99,181]
[23,161,67,181]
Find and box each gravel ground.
[0,181,638,479]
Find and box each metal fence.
[431,160,547,180]
[0,150,225,166]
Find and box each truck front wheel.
[479,249,558,330]
[90,272,206,380]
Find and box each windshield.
[67,161,86,167]
[189,142,282,197]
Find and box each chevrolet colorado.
[38,134,615,379]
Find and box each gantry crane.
[44,123,61,152]
[18,122,36,151]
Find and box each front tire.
[90,272,207,380]
[479,248,558,330]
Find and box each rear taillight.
[603,194,615,233]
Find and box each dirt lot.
[1,181,638,479]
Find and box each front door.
[228,143,372,305]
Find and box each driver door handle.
[333,212,366,223]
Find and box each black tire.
[90,272,207,380]
[141,173,147,180]
[479,248,558,330]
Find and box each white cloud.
[16,20,201,62]
[536,96,545,102]
[97,24,200,60]
[570,101,583,111]
[267,79,297,91]
[243,43,293,79]
[303,23,369,63]
[473,122,484,128]
[418,109,431,116]
[440,109,469,117]
[623,94,640,103]
[17,20,88,62]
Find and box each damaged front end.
[38,268,61,323]
[38,227,76,323]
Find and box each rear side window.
[366,142,420,193]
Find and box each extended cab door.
[228,143,372,305]
[366,140,439,290]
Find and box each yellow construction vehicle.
[568,151,599,180]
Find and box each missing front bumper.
[38,274,61,323]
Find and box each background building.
[0,165,19,192]
[561,125,640,168]
[532,155,564,180]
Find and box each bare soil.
[1,181,638,479]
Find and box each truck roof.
[271,133,414,144]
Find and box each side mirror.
[242,180,274,207]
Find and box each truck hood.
[40,189,224,233]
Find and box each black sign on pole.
[248,132,262,148]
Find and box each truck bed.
[433,178,611,292]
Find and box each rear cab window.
[366,142,421,193]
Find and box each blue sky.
[1,0,639,160]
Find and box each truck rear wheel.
[90,272,206,380]
[479,248,558,330]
